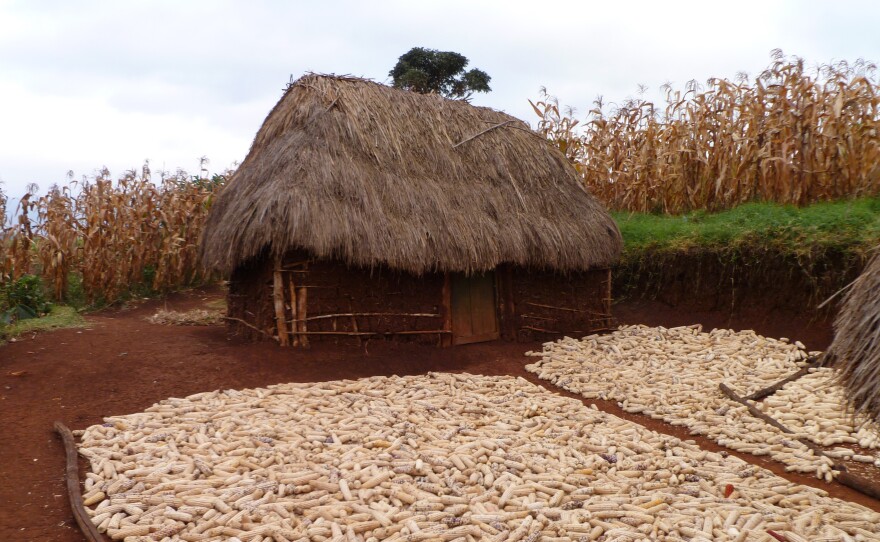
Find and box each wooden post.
[495,269,505,340]
[604,268,613,327]
[288,273,299,347]
[441,273,453,347]
[497,264,517,341]
[348,301,362,346]
[297,263,309,347]
[273,260,290,346]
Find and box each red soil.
[0,287,875,541]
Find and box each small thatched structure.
[828,249,880,421]
[201,74,622,346]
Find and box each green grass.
[613,197,880,255]
[0,305,86,343]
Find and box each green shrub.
[1,274,51,324]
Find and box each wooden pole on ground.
[719,383,880,500]
[224,317,278,341]
[54,422,107,542]
[719,383,829,457]
[745,356,823,401]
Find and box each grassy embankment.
[615,197,880,255]
[612,197,880,310]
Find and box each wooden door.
[451,272,499,345]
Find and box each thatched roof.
[828,249,880,421]
[201,74,622,275]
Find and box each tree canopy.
[389,47,491,100]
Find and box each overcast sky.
[1,0,878,201]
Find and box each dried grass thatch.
[829,249,880,421]
[201,74,622,275]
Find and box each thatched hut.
[201,74,622,346]
[828,249,880,421]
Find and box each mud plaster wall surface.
[228,251,444,344]
[228,253,275,340]
[295,256,445,345]
[229,251,613,344]
[615,247,866,315]
[509,268,612,341]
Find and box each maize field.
[0,163,224,305]
[532,52,880,213]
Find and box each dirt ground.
[0,286,875,541]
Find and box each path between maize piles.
[0,286,876,541]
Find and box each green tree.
[389,47,491,100]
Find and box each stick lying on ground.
[719,383,880,500]
[745,356,825,401]
[54,421,107,542]
[720,383,836,459]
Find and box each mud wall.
[294,254,445,346]
[228,251,275,341]
[614,246,867,316]
[229,250,614,345]
[228,250,445,345]
[505,267,612,341]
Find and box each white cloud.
[0,80,253,186]
[1,0,878,198]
